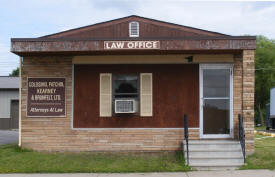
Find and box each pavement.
[0,130,18,145]
[0,170,275,177]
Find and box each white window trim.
[129,21,139,37]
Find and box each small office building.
[11,16,256,169]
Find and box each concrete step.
[182,139,245,170]
[192,165,242,171]
[189,162,244,166]
[189,157,244,164]
[186,140,240,144]
[186,151,243,158]
[190,161,244,170]
[195,167,238,170]
[183,144,242,151]
[184,140,241,146]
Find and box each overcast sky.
[1,0,275,76]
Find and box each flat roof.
[0,76,19,89]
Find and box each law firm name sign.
[27,78,66,117]
[104,41,160,50]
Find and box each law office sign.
[27,77,66,117]
[104,41,160,50]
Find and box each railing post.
[238,114,241,141]
[184,114,189,165]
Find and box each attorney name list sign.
[27,78,66,117]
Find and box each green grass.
[255,126,266,131]
[240,135,275,170]
[254,134,265,139]
[0,144,190,173]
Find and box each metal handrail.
[238,114,246,163]
[184,114,189,165]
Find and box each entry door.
[199,64,233,138]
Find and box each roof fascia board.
[11,38,256,55]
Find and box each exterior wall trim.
[72,128,200,130]
[71,64,74,130]
[73,55,234,64]
[19,57,22,146]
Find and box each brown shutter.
[140,73,153,116]
[100,73,112,117]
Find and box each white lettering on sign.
[104,41,160,50]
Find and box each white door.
[199,64,233,139]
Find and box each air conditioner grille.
[115,100,135,113]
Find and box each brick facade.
[233,53,243,140]
[21,54,254,153]
[242,50,255,154]
[233,51,255,154]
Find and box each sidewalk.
[1,170,275,177]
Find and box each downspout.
[18,56,22,147]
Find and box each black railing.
[184,114,189,165]
[238,114,246,163]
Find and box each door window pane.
[203,99,230,134]
[203,69,230,97]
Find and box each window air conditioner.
[115,99,135,113]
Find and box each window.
[129,21,139,37]
[99,73,153,117]
[113,75,139,98]
[113,75,139,114]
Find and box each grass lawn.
[255,126,266,131]
[0,144,190,173]
[240,134,275,170]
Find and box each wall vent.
[129,21,139,37]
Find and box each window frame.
[129,21,139,37]
[112,74,140,115]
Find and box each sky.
[1,0,275,76]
